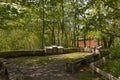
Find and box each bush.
[109,45,120,58]
[102,59,120,77]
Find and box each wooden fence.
[66,50,109,73]
[0,48,84,58]
[90,55,120,80]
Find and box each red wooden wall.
[77,39,98,47]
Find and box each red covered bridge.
[77,39,98,47]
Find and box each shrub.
[109,45,120,58]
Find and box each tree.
[78,0,120,48]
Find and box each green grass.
[8,52,89,66]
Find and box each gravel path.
[7,61,74,80]
[23,61,73,80]
[7,61,73,80]
[6,53,88,80]
[5,52,100,80]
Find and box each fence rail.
[66,50,109,73]
[90,55,119,80]
[0,48,84,58]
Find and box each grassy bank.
[7,52,89,66]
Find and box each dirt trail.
[7,59,73,80]
[5,52,100,80]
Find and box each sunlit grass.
[50,53,87,59]
[8,52,90,66]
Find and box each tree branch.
[101,0,120,11]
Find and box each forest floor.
[6,52,101,80]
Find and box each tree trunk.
[41,0,45,49]
[65,31,69,47]
[51,23,55,45]
[102,35,114,48]
[83,33,86,48]
[108,35,114,48]
[57,23,60,45]
[61,1,64,46]
[76,26,79,47]
[73,27,76,47]
[102,36,108,48]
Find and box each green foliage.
[102,38,120,77]
[0,29,40,51]
[0,2,27,30]
[109,45,120,58]
[102,59,120,77]
[0,0,120,51]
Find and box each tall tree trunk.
[73,27,76,47]
[102,35,114,48]
[65,31,68,47]
[72,32,74,47]
[41,0,45,49]
[73,0,78,47]
[76,26,79,47]
[102,36,107,48]
[108,35,114,48]
[83,33,86,47]
[51,22,56,45]
[61,1,64,46]
[73,10,77,47]
[57,23,60,45]
[53,25,55,45]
